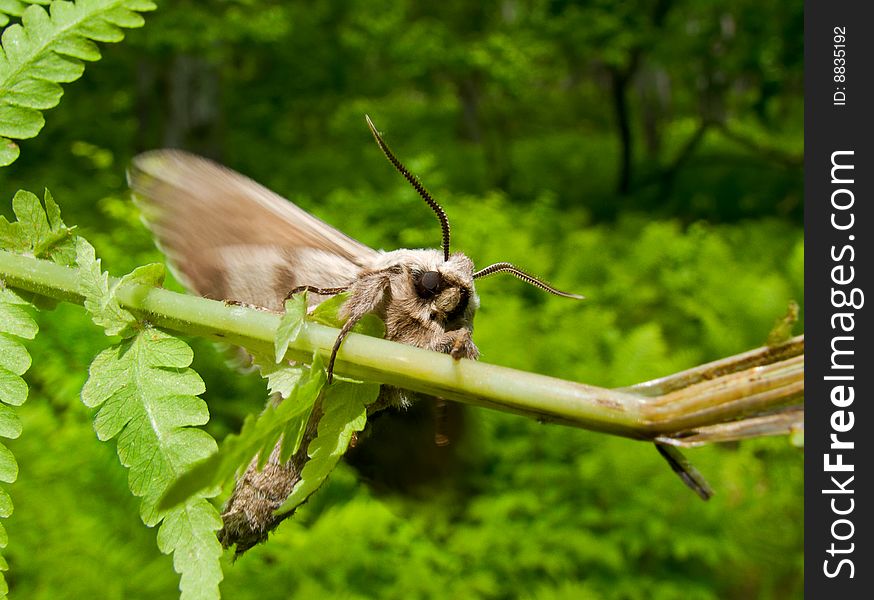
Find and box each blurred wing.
[128,150,378,310]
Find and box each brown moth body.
[128,117,580,554]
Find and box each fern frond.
[78,243,222,600]
[274,293,307,363]
[81,328,223,600]
[0,187,79,595]
[0,285,37,597]
[0,0,157,166]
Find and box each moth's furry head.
[376,249,480,330]
[335,249,479,360]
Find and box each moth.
[128,116,581,553]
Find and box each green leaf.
[157,499,223,600]
[258,357,319,463]
[0,2,14,17]
[0,443,16,484]
[80,327,222,599]
[0,300,37,339]
[254,357,318,463]
[308,292,347,326]
[0,287,30,307]
[1,188,76,260]
[0,0,157,166]
[0,1,50,21]
[3,76,64,109]
[43,188,63,229]
[260,358,307,399]
[76,240,164,337]
[76,238,164,337]
[0,368,26,407]
[0,104,44,137]
[12,190,50,248]
[0,280,36,592]
[118,262,165,288]
[0,216,27,253]
[159,356,326,511]
[0,139,18,167]
[0,405,21,440]
[0,333,30,375]
[76,237,138,336]
[275,292,307,363]
[45,233,77,266]
[276,379,379,515]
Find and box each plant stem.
[0,250,803,442]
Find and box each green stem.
[0,250,803,441]
[1,250,643,435]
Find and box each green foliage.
[163,293,384,515]
[77,238,222,599]
[0,285,36,598]
[0,0,156,166]
[0,189,76,263]
[277,379,378,515]
[0,2,50,30]
[273,293,307,363]
[0,186,80,597]
[76,236,164,335]
[160,356,325,511]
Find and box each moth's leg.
[284,285,349,301]
[434,397,450,446]
[327,314,362,384]
[431,330,477,448]
[437,328,479,360]
[326,266,398,382]
[339,266,400,320]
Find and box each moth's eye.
[416,270,442,298]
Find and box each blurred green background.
[3,0,803,598]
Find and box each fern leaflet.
[276,379,379,515]
[0,189,77,263]
[274,292,307,363]
[0,0,157,166]
[0,2,50,29]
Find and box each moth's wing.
[128,150,379,310]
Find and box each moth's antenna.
[473,262,584,299]
[366,115,451,262]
